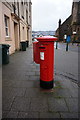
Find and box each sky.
[32,0,73,31]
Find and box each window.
[29,2,31,12]
[4,15,10,37]
[78,27,80,32]
[78,2,80,14]
[21,1,24,19]
[26,10,28,23]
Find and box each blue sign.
[66,35,71,43]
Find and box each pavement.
[2,45,79,119]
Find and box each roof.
[61,15,72,26]
[55,15,72,32]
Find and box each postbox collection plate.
[40,52,44,60]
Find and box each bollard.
[56,41,58,49]
[36,36,57,89]
[66,42,68,51]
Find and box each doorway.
[14,22,19,51]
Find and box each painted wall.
[0,3,2,44]
[1,3,16,54]
[0,1,32,54]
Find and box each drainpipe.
[18,2,21,50]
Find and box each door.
[14,22,19,51]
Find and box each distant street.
[54,42,80,53]
[54,42,79,85]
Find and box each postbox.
[33,41,40,64]
[36,36,57,89]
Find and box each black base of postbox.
[40,80,54,89]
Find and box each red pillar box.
[33,41,40,64]
[36,36,57,89]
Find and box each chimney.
[59,19,61,28]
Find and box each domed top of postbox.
[36,36,57,42]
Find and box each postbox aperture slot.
[39,47,45,49]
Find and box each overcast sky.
[32,0,73,31]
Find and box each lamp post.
[72,31,76,45]
[56,41,58,49]
[66,42,68,51]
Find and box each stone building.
[71,0,80,42]
[56,16,72,41]
[56,0,80,42]
[0,0,32,54]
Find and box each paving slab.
[48,97,69,112]
[30,97,48,112]
[10,87,26,97]
[24,88,41,98]
[2,111,9,118]
[39,112,60,118]
[28,76,40,81]
[11,97,30,112]
[6,111,18,118]
[18,112,39,118]
[65,98,78,112]
[60,112,78,118]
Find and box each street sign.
[64,34,67,39]
[73,31,76,35]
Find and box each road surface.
[54,42,80,53]
[54,42,79,85]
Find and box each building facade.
[56,0,80,42]
[0,0,32,54]
[71,0,80,42]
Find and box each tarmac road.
[54,43,78,85]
